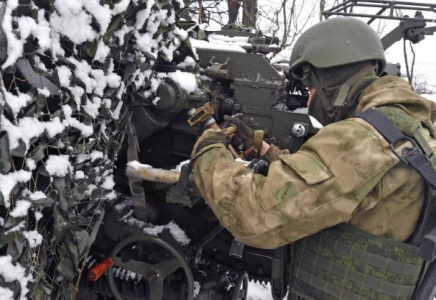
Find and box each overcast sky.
[377,0,436,93]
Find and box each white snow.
[66,58,113,97]
[26,159,36,171]
[0,286,13,300]
[74,171,85,180]
[5,221,26,234]
[174,26,189,41]
[177,56,197,68]
[1,116,44,151]
[112,0,131,15]
[146,221,190,245]
[248,282,274,300]
[105,190,118,200]
[157,70,197,93]
[209,34,251,47]
[200,75,212,81]
[33,56,49,73]
[57,66,72,87]
[66,118,94,137]
[0,255,33,300]
[37,87,50,97]
[152,97,161,105]
[269,48,292,65]
[101,175,115,190]
[28,191,47,201]
[51,0,98,44]
[114,199,133,211]
[0,115,69,151]
[45,155,72,177]
[17,11,51,52]
[235,158,250,166]
[102,99,112,109]
[1,0,23,69]
[0,170,32,208]
[82,0,112,35]
[90,151,104,161]
[135,2,155,29]
[191,38,246,53]
[44,117,65,138]
[106,73,121,88]
[127,161,151,169]
[62,105,94,137]
[9,200,32,218]
[2,88,32,119]
[114,25,134,45]
[309,116,323,130]
[85,184,97,196]
[84,97,102,118]
[112,101,123,120]
[174,160,190,172]
[94,40,111,63]
[150,76,162,93]
[22,231,43,248]
[68,86,85,109]
[34,212,43,221]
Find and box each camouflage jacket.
[193,76,436,249]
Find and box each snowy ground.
[248,282,274,300]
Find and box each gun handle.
[208,123,220,131]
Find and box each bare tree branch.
[410,41,416,85]
[198,0,204,23]
[319,0,326,21]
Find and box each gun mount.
[323,0,436,51]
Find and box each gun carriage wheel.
[107,234,194,300]
[230,271,249,300]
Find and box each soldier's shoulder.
[303,116,390,154]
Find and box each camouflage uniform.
[193,16,436,299]
[193,75,436,249]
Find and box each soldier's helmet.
[288,18,386,125]
[289,17,386,78]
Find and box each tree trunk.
[242,0,257,28]
[228,0,240,24]
[319,0,326,21]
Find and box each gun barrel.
[126,164,180,184]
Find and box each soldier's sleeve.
[193,118,401,249]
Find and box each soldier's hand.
[223,115,255,149]
[191,129,227,159]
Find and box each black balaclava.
[302,60,379,126]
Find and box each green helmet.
[289,17,386,77]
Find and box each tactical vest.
[288,106,436,300]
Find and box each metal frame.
[323,0,436,24]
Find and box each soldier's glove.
[191,129,227,159]
[223,115,264,153]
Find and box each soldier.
[191,18,436,299]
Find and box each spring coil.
[80,256,149,300]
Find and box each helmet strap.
[333,64,375,108]
[309,71,336,122]
[333,64,375,121]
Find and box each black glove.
[223,115,255,149]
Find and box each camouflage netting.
[0,0,195,299]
